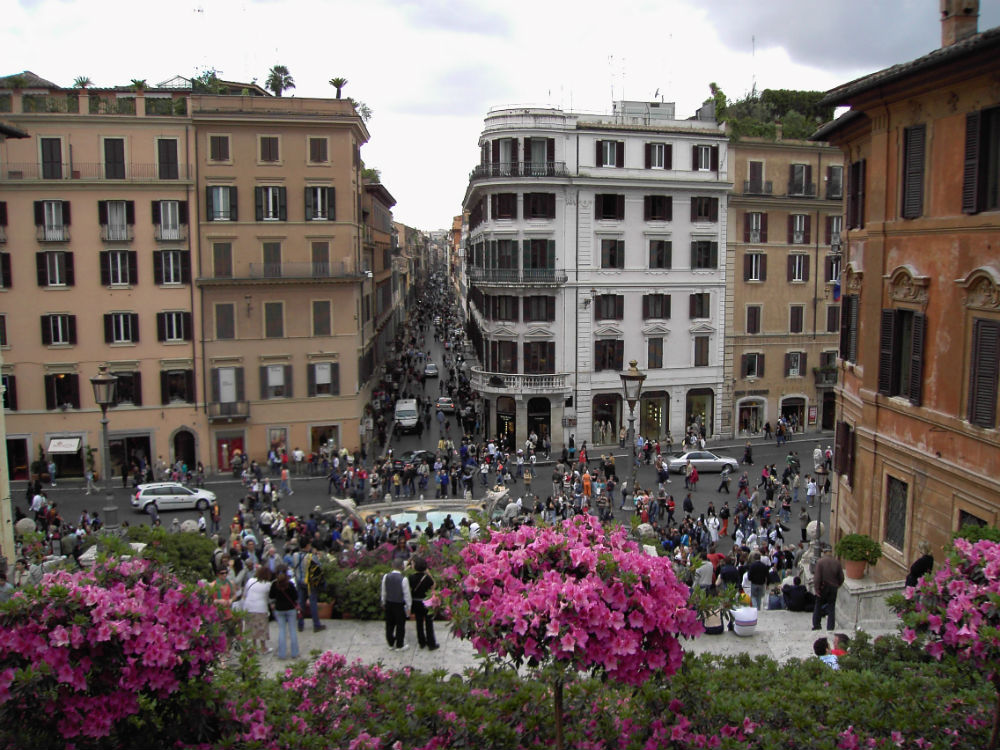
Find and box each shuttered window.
[901,125,926,219]
[967,318,1000,428]
[847,159,866,229]
[746,305,761,334]
[877,308,926,405]
[962,106,1000,214]
[839,294,859,362]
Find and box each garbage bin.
[733,606,758,637]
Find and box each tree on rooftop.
[191,68,227,94]
[265,65,295,97]
[328,76,348,99]
[72,76,92,89]
[347,97,372,122]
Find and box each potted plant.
[835,533,883,579]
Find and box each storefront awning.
[46,437,81,454]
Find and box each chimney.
[941,0,979,47]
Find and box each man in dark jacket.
[747,552,771,611]
[812,546,845,630]
[381,560,412,650]
[782,576,815,611]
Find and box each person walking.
[407,556,439,651]
[268,564,300,660]
[812,546,845,631]
[381,560,412,650]
[280,465,293,496]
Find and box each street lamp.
[90,366,119,532]
[619,360,646,510]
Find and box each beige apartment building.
[724,137,843,438]
[0,72,378,477]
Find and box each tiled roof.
[0,70,60,89]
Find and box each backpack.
[305,553,324,589]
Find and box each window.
[901,125,926,219]
[264,301,284,338]
[202,243,231,282]
[834,420,856,483]
[785,351,806,377]
[312,241,330,276]
[840,294,859,363]
[309,137,329,163]
[645,142,671,169]
[790,305,804,334]
[255,186,287,221]
[647,337,663,369]
[112,372,142,406]
[820,351,838,370]
[37,251,74,287]
[826,254,842,284]
[102,138,124,179]
[42,137,63,179]
[825,215,843,248]
[308,362,340,396]
[263,242,282,278]
[747,160,764,193]
[963,106,1000,213]
[0,315,6,346]
[690,197,719,222]
[742,352,764,378]
[597,140,624,167]
[313,300,332,336]
[305,186,334,220]
[523,239,555,273]
[489,340,518,373]
[157,139,179,179]
[261,364,291,399]
[689,293,710,319]
[744,252,766,282]
[826,165,844,200]
[827,305,841,334]
[746,305,761,334]
[788,214,810,244]
[878,308,926,405]
[690,241,718,269]
[788,163,813,196]
[967,318,999,427]
[523,296,555,322]
[209,135,230,162]
[154,249,188,285]
[694,335,710,367]
[524,193,555,219]
[211,366,244,405]
[649,240,672,269]
[215,303,235,340]
[489,295,519,322]
[600,239,624,269]
[693,145,718,171]
[595,194,625,221]
[489,193,516,220]
[259,136,280,162]
[99,200,133,241]
[594,339,624,371]
[41,314,76,345]
[44,373,80,410]
[885,476,908,550]
[642,294,670,319]
[101,249,136,286]
[847,159,866,228]
[594,294,624,320]
[153,199,186,240]
[787,254,809,282]
[104,312,138,344]
[156,311,191,342]
[1,374,17,410]
[0,252,9,289]
[489,138,517,175]
[35,200,69,241]
[644,195,672,221]
[744,211,767,243]
[207,186,237,221]
[523,342,555,374]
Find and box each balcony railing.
[469,161,568,180]
[813,368,838,387]
[208,401,250,421]
[100,224,133,242]
[744,180,773,195]
[467,267,567,285]
[1,162,191,181]
[0,227,6,243]
[244,261,362,280]
[788,182,817,198]
[470,367,571,394]
[36,226,70,242]
[154,224,188,242]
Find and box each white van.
[394,399,420,433]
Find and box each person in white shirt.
[806,476,819,506]
[242,566,274,654]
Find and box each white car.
[131,482,216,514]
[666,451,739,475]
[424,362,439,377]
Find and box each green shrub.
[125,526,217,583]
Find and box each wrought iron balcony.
[469,161,568,180]
[100,225,133,242]
[154,224,188,242]
[744,180,773,195]
[198,261,363,284]
[813,368,838,387]
[208,400,250,422]
[1,161,191,181]
[470,367,571,394]
[0,226,6,243]
[788,182,817,198]
[36,226,70,242]
[467,267,567,286]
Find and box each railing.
[469,161,568,180]
[0,227,6,243]
[100,225,133,242]
[470,367,571,393]
[467,267,567,285]
[154,224,188,242]
[788,182,817,197]
[814,368,838,387]
[36,226,70,242]
[826,187,843,200]
[245,261,361,280]
[207,401,250,421]
[744,180,773,195]
[748,231,761,243]
[1,162,191,181]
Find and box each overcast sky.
[5,0,999,230]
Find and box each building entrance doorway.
[496,397,516,450]
[526,397,550,444]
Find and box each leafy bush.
[126,526,218,583]
[953,523,1000,543]
[835,532,883,565]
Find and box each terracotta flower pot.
[844,559,867,579]
[316,602,334,619]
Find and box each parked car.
[666,451,739,475]
[130,482,216,514]
[424,362,439,377]
[435,396,456,413]
[391,449,436,473]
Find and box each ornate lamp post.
[619,360,646,510]
[90,366,119,531]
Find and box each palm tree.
[129,79,148,91]
[328,77,348,99]
[265,65,295,97]
[72,76,93,89]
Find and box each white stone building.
[462,102,729,451]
